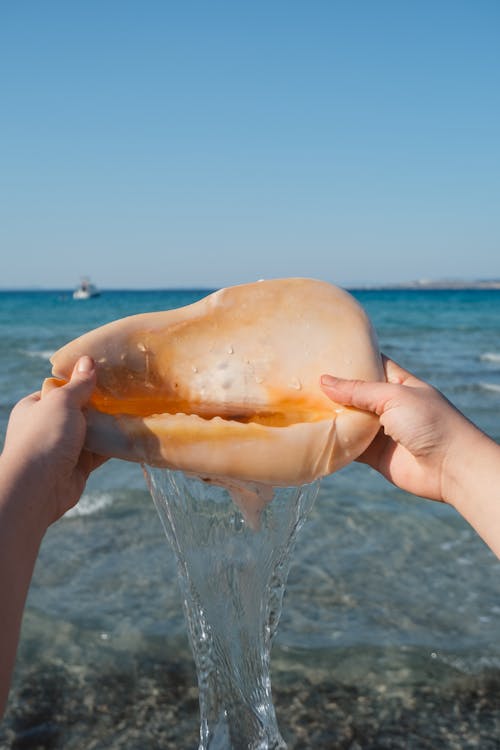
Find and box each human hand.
[0,355,106,529]
[321,356,484,505]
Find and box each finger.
[41,376,65,398]
[382,355,408,383]
[61,356,96,407]
[16,391,42,405]
[9,392,42,418]
[381,355,419,387]
[320,374,401,417]
[92,454,109,471]
[77,449,109,477]
[355,426,390,467]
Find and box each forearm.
[0,457,47,717]
[443,425,500,558]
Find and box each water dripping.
[143,467,319,749]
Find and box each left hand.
[1,355,107,527]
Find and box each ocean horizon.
[0,278,500,294]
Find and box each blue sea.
[1,287,500,749]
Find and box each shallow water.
[1,288,500,748]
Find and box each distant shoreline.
[350,280,500,291]
[1,281,500,292]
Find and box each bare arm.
[0,356,105,716]
[321,356,500,558]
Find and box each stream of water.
[145,468,319,749]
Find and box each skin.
[0,356,105,717]
[321,356,500,559]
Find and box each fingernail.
[77,355,94,374]
[320,374,338,387]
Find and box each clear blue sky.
[1,1,499,288]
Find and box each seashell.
[43,278,384,487]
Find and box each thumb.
[62,355,96,407]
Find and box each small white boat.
[73,278,100,300]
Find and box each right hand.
[320,356,481,504]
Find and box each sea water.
[1,288,500,748]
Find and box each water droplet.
[289,377,302,390]
[255,376,264,384]
[192,366,198,373]
[137,342,147,352]
[227,345,234,354]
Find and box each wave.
[479,382,500,393]
[64,491,114,519]
[480,352,500,363]
[20,349,54,361]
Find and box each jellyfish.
[44,278,383,748]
